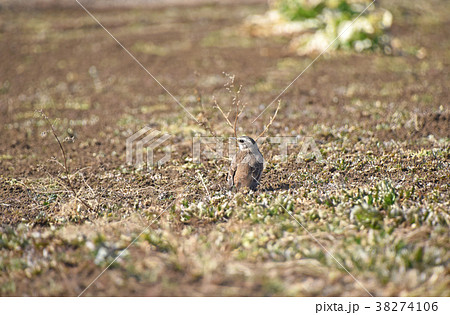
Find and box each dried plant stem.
[256,100,281,140]
[197,73,280,148]
[212,73,246,140]
[38,110,94,212]
[213,96,233,130]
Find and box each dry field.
[0,0,449,296]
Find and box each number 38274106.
[376,302,438,312]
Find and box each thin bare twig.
[80,172,96,197]
[197,73,280,156]
[38,110,94,212]
[256,100,281,140]
[211,73,246,140]
[213,96,233,129]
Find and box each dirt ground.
[0,0,449,296]
[0,0,266,9]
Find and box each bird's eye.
[238,139,244,143]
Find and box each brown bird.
[228,136,264,191]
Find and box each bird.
[228,136,264,191]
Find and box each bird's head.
[236,136,257,151]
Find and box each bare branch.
[196,73,247,142]
[213,96,233,129]
[256,100,281,140]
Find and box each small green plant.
[350,202,383,229]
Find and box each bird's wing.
[251,160,264,185]
[228,154,237,188]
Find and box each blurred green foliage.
[276,0,393,53]
[246,0,393,54]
